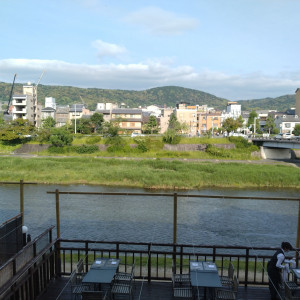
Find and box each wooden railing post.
[173,192,177,244]
[296,200,300,267]
[245,248,249,287]
[20,179,24,226]
[148,244,151,283]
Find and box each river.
[0,184,299,248]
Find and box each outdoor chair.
[172,261,191,286]
[70,270,89,300]
[114,263,135,283]
[111,278,134,300]
[172,267,193,299]
[214,275,239,300]
[284,281,300,300]
[82,290,107,300]
[76,258,86,283]
[220,262,234,287]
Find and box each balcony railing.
[58,239,298,287]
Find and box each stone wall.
[163,144,235,151]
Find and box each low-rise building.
[275,114,300,134]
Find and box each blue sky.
[1,0,300,100]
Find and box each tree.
[90,113,104,133]
[143,116,159,134]
[76,118,93,134]
[49,127,73,147]
[293,124,300,136]
[264,115,276,134]
[168,113,181,132]
[247,110,259,133]
[42,116,56,129]
[222,118,240,133]
[0,118,35,144]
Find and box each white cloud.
[92,40,127,59]
[124,6,199,36]
[0,58,299,100]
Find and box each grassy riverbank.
[0,156,299,189]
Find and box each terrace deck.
[41,276,272,300]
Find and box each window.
[130,122,135,127]
[285,123,291,128]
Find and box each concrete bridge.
[251,138,300,159]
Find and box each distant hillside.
[237,95,296,112]
[0,82,295,112]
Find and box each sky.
[1,0,300,100]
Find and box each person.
[267,241,293,300]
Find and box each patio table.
[82,258,120,287]
[190,261,222,299]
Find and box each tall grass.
[0,157,298,189]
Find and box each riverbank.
[0,156,299,189]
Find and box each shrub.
[162,129,181,144]
[48,146,66,154]
[86,136,101,145]
[70,145,99,154]
[205,144,231,158]
[50,127,73,147]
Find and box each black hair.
[281,242,293,251]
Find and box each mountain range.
[0,82,296,112]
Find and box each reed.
[0,157,298,189]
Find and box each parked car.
[131,132,144,137]
[274,133,293,140]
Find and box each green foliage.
[0,118,35,144]
[90,113,104,133]
[36,129,52,143]
[49,127,73,147]
[222,117,243,133]
[228,136,259,151]
[264,115,276,134]
[0,82,296,112]
[133,138,149,152]
[105,135,130,152]
[42,116,56,129]
[86,136,101,144]
[293,124,300,136]
[205,144,231,158]
[48,145,66,154]
[162,129,181,144]
[102,121,120,137]
[70,145,99,154]
[143,115,159,134]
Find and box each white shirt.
[276,249,286,269]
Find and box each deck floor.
[40,276,274,300]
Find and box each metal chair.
[114,263,135,282]
[76,258,86,283]
[214,275,238,300]
[172,261,191,286]
[284,281,300,300]
[172,267,193,299]
[82,291,107,300]
[111,278,134,299]
[70,270,89,300]
[220,262,234,287]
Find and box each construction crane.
[3,73,17,115]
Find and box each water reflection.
[0,184,298,248]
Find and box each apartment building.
[274,114,300,134]
[11,84,41,127]
[197,112,222,134]
[96,108,143,134]
[175,103,197,136]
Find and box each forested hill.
[0,82,296,112]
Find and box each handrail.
[47,191,300,201]
[0,237,58,296]
[0,226,55,272]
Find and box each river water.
[0,184,299,248]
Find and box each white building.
[142,105,162,118]
[12,83,41,127]
[45,97,56,110]
[275,114,300,134]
